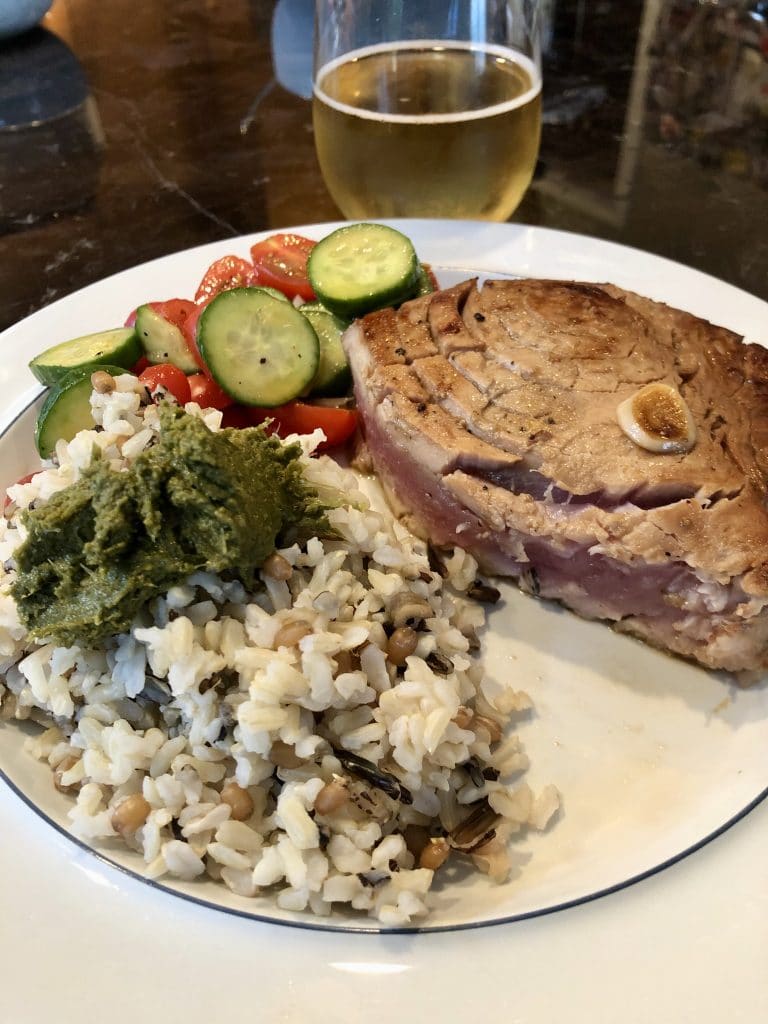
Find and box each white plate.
[1,221,767,1019]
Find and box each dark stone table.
[0,0,766,334]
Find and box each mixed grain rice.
[0,375,558,924]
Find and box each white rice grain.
[0,382,558,925]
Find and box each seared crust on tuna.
[344,278,768,673]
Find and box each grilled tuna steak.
[344,278,768,673]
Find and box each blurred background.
[0,0,766,332]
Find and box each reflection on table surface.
[0,0,766,332]
[0,27,104,232]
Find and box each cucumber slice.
[307,223,419,318]
[135,304,199,374]
[300,303,351,397]
[299,300,349,319]
[197,287,320,407]
[35,364,130,459]
[253,285,290,304]
[415,263,437,297]
[29,328,140,386]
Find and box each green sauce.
[12,404,331,647]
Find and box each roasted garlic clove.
[616,383,696,454]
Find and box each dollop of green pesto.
[12,404,332,647]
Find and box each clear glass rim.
[313,40,541,124]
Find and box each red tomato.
[180,302,209,373]
[138,364,192,405]
[195,256,254,304]
[249,234,316,301]
[132,356,150,374]
[219,405,253,430]
[3,471,38,511]
[247,402,357,450]
[152,298,197,331]
[187,374,233,411]
[125,298,195,331]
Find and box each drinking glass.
[312,0,542,220]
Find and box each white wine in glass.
[313,3,542,220]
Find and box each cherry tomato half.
[153,298,197,332]
[187,373,233,411]
[125,297,195,332]
[249,234,316,302]
[195,256,254,304]
[219,405,253,430]
[138,364,192,405]
[180,302,209,373]
[247,402,357,450]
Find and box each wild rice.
[0,376,558,924]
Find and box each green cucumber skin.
[300,305,351,397]
[35,363,131,459]
[29,328,141,387]
[298,299,349,322]
[313,361,351,398]
[307,224,419,319]
[252,286,290,304]
[135,305,199,374]
[197,287,320,408]
[415,264,437,297]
